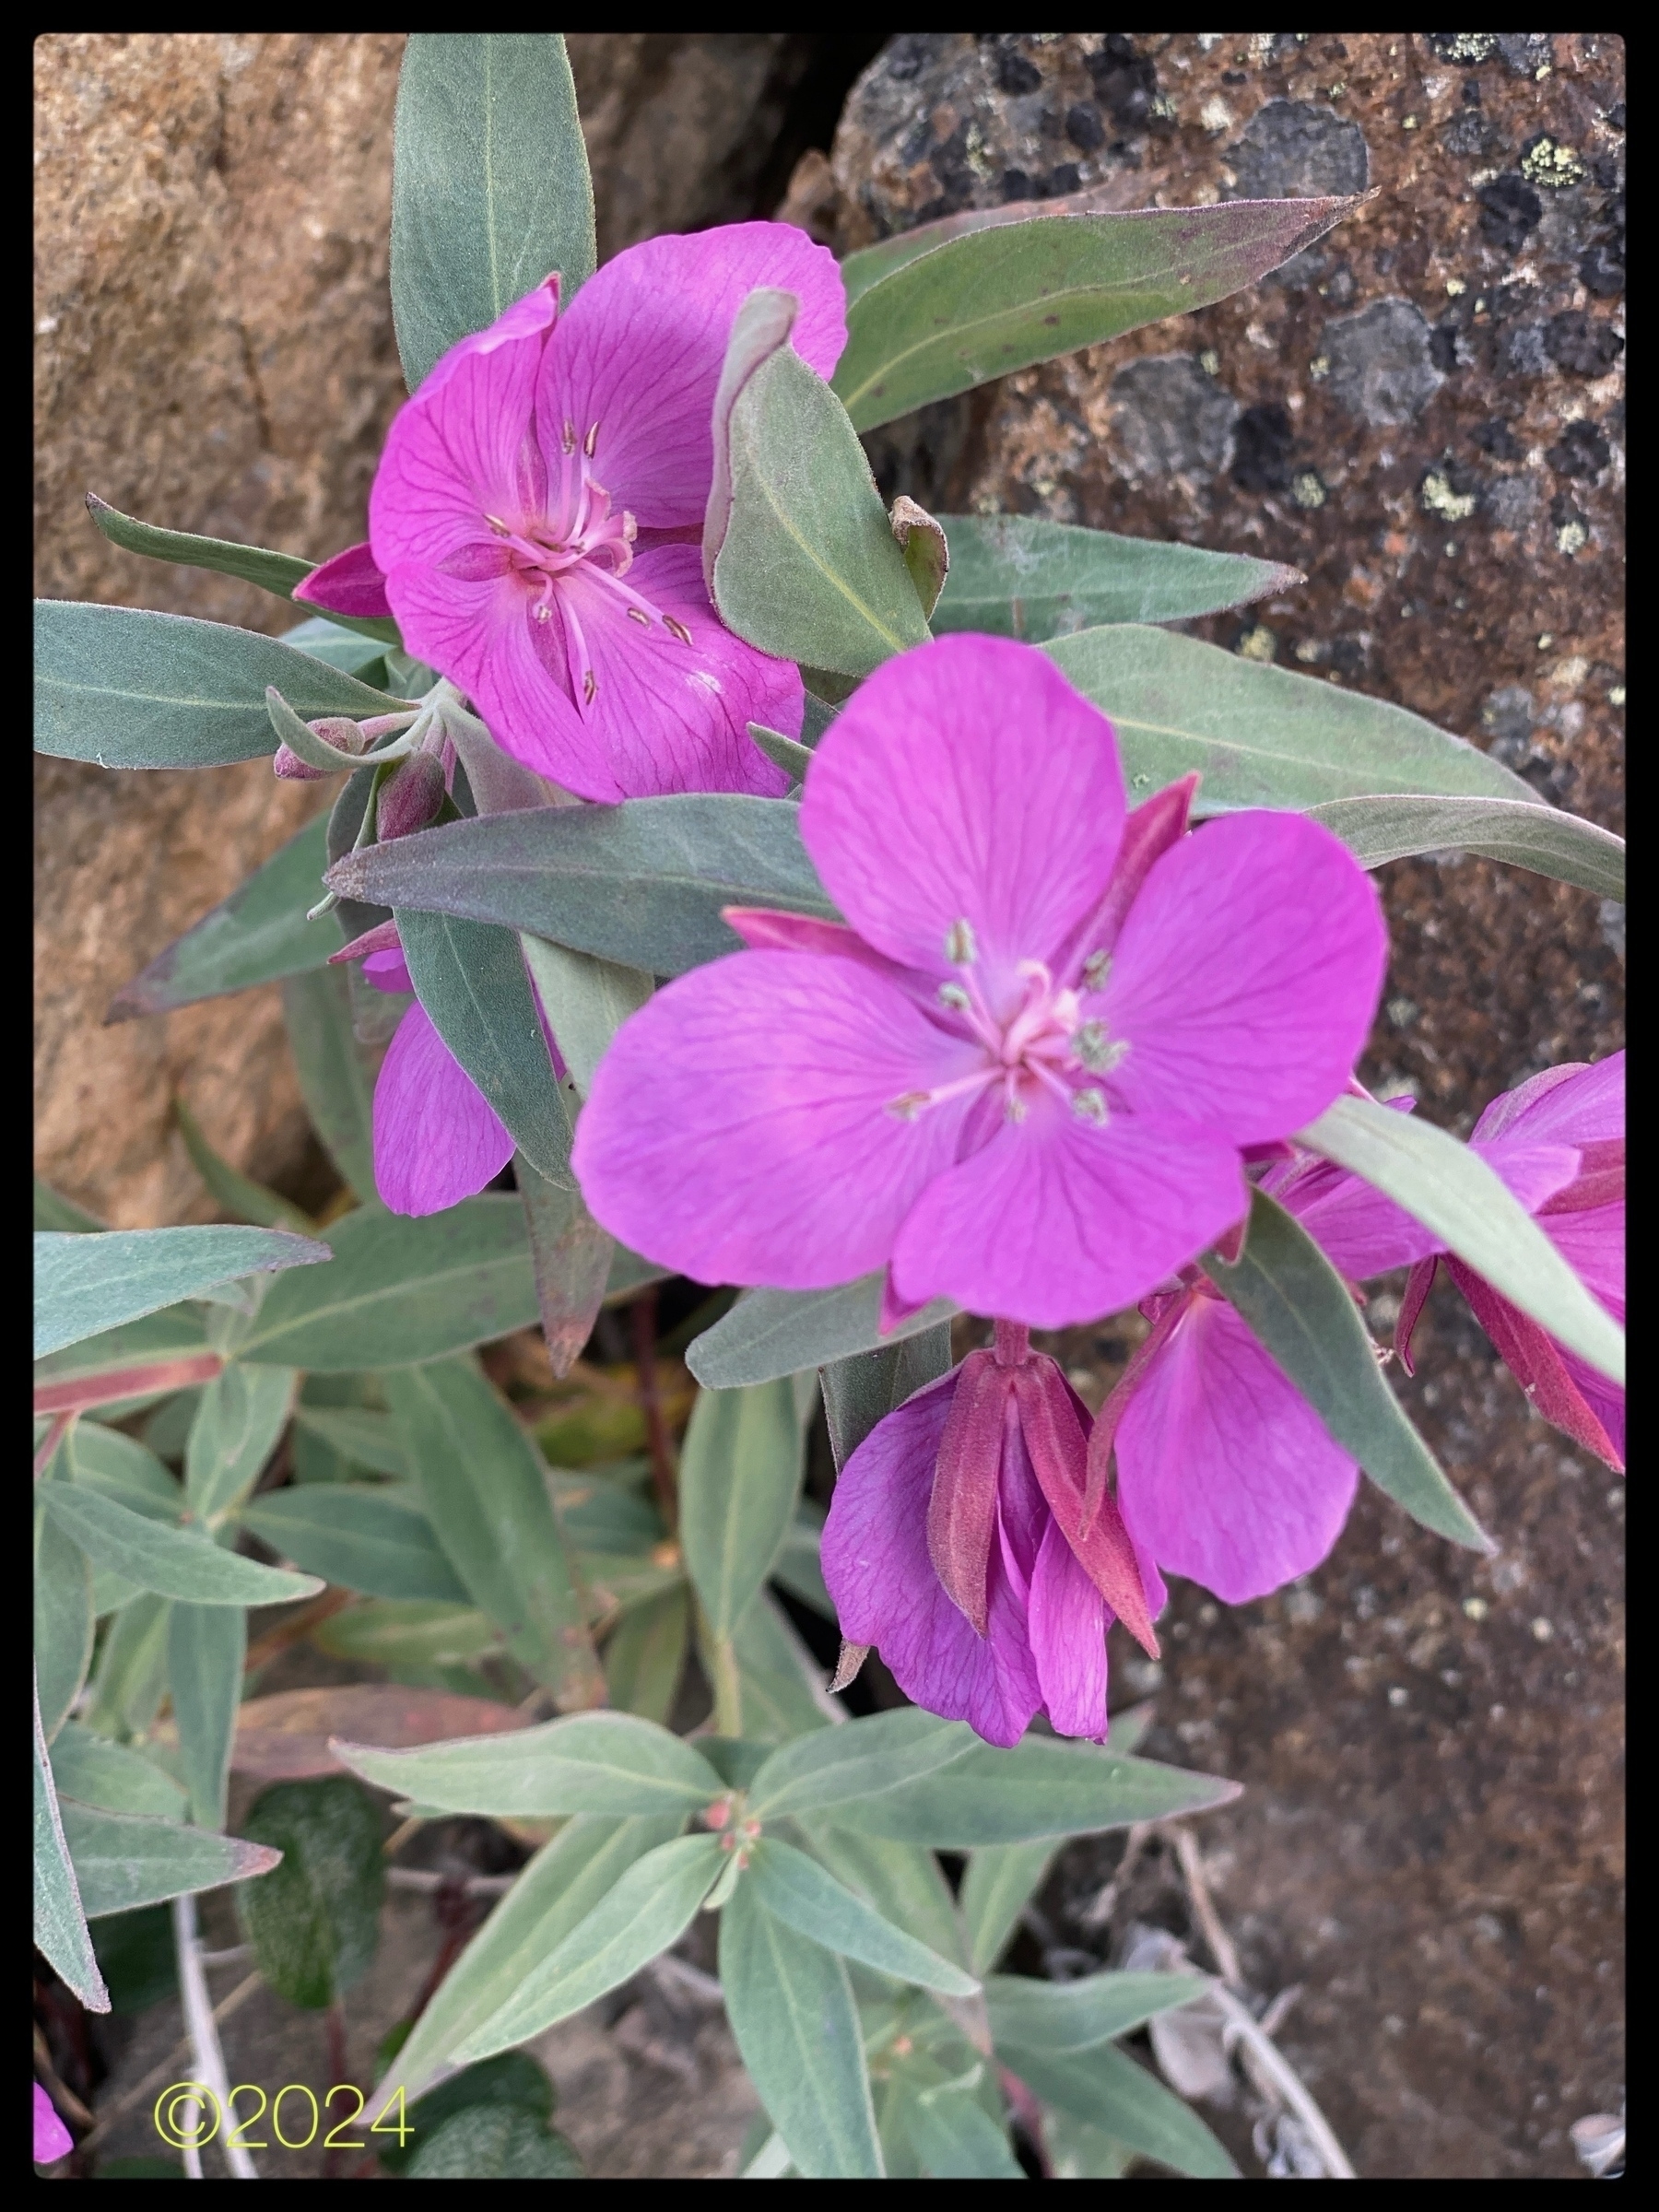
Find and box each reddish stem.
[632,1288,679,1535]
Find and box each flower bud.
[376,749,448,840]
[272,714,371,780]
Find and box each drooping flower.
[1398,1053,1625,1469]
[354,224,847,803]
[821,1323,1165,1747]
[33,2082,72,2165]
[574,634,1389,1331]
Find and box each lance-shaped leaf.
[372,1814,686,2112]
[716,1591,845,1743]
[283,612,395,678]
[60,1801,280,1921]
[34,1177,104,1232]
[85,496,399,643]
[235,1196,538,1371]
[834,194,1362,432]
[40,1485,324,1606]
[83,1594,172,1742]
[35,1676,110,2009]
[712,338,931,677]
[1205,1184,1492,1547]
[328,794,835,977]
[960,1841,1062,1978]
[456,1835,724,2060]
[515,1156,616,1381]
[384,1359,602,1704]
[1044,625,1535,810]
[65,1418,182,1523]
[47,1726,187,1820]
[748,723,813,782]
[291,1405,408,1478]
[168,1603,245,1829]
[240,1487,469,1604]
[820,1324,957,1473]
[281,964,380,1204]
[173,1099,323,1234]
[392,32,594,391]
[933,512,1301,640]
[108,816,341,1022]
[398,909,574,1187]
[688,1273,956,1392]
[34,1507,94,1744]
[890,496,949,622]
[748,1711,976,1821]
[985,1971,1206,2054]
[702,287,803,594]
[720,1880,884,2178]
[900,2076,1025,2181]
[34,1226,331,1359]
[771,1506,834,1620]
[748,1837,976,1995]
[1002,2040,1237,2178]
[185,1363,297,1525]
[794,1823,965,1974]
[236,1777,383,2006]
[518,935,653,1100]
[335,1709,724,1818]
[604,1584,690,1724]
[1297,1093,1623,1383]
[34,602,407,769]
[679,1380,806,1641]
[1308,792,1625,903]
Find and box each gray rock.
[1483,474,1541,529]
[1229,97,1370,199]
[1323,298,1444,425]
[1479,684,1537,763]
[1108,354,1239,480]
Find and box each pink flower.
[574,634,1388,1331]
[361,225,848,803]
[34,2082,72,2164]
[821,1324,1165,1747]
[294,540,394,621]
[1398,1053,1625,1469]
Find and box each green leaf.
[235,1196,538,1371]
[334,1709,724,1818]
[47,1726,188,1820]
[34,1225,331,1359]
[33,601,406,769]
[374,1813,685,2109]
[960,1841,1060,1978]
[515,1157,616,1380]
[794,1822,965,1976]
[167,1603,245,1829]
[398,909,574,1187]
[281,964,380,1203]
[1206,1185,1494,1549]
[35,1676,110,2009]
[64,1800,280,1921]
[834,194,1361,432]
[384,1359,602,1703]
[185,1363,297,1525]
[39,1485,323,1607]
[1001,2041,1237,2179]
[327,793,834,978]
[679,1380,806,1641]
[172,1099,323,1233]
[34,1176,104,1231]
[604,1584,689,1724]
[934,512,1301,640]
[819,1323,956,1473]
[720,1880,884,2178]
[712,336,931,677]
[291,1404,408,1479]
[748,1837,976,1995]
[771,1506,834,1619]
[33,1305,213,1412]
[518,935,653,1100]
[748,722,813,782]
[986,1971,1206,2053]
[830,1737,1240,1848]
[382,2053,554,2173]
[406,2106,583,2179]
[1044,624,1535,811]
[688,1273,955,1391]
[282,612,397,677]
[82,1593,173,1741]
[312,1598,501,1675]
[903,2077,1025,2181]
[1041,2109,1136,2178]
[241,1486,469,1603]
[456,1834,723,2060]
[236,1776,383,2006]
[747,1710,975,1821]
[725,1591,844,1741]
[391,32,594,392]
[1307,791,1625,903]
[1297,1094,1625,1383]
[34,1506,94,1743]
[64,1421,183,1522]
[106,814,340,1018]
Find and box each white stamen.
[887,1091,930,1122]
[937,982,972,1012]
[627,607,652,627]
[1074,1021,1128,1075]
[945,917,978,966]
[584,420,600,458]
[1071,1087,1109,1125]
[1082,949,1112,991]
[664,617,693,646]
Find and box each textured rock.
[830,31,1623,2180]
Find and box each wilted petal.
[373,1003,514,1217]
[926,1350,1010,1634]
[1449,1259,1624,1471]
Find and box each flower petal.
[1539,1197,1625,1324]
[538,223,848,530]
[1471,1050,1624,1147]
[1115,1292,1360,1603]
[800,636,1127,1012]
[890,1086,1248,1330]
[1100,811,1386,1144]
[294,540,393,619]
[1266,1155,1442,1278]
[1028,1517,1110,1740]
[372,1003,515,1217]
[573,950,987,1290]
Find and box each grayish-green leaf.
[406,2106,582,2180]
[1297,1094,1625,1383]
[961,1842,1061,1978]
[747,722,813,782]
[819,1321,956,1473]
[1042,2110,1136,2178]
[236,1776,382,2006]
[748,1710,975,1821]
[35,1677,110,2009]
[48,1727,189,1820]
[185,1363,297,1525]
[283,612,396,677]
[391,33,594,392]
[281,964,380,1203]
[1044,625,1534,811]
[399,909,573,1187]
[40,1485,322,1607]
[1206,1185,1494,1549]
[311,1598,500,1676]
[771,1507,834,1619]
[518,934,653,1100]
[720,1880,884,2178]
[83,1593,173,1741]
[64,1801,280,1922]
[604,1584,689,1724]
[65,1422,182,1523]
[1308,791,1625,902]
[34,1226,330,1359]
[34,1176,104,1231]
[290,1405,408,1478]
[33,600,406,769]
[384,1360,602,1703]
[1002,2041,1237,2178]
[167,1604,245,1829]
[241,1486,469,1603]
[457,1835,723,2060]
[327,794,834,978]
[173,1100,322,1235]
[831,1737,1241,1847]
[516,1157,616,1380]
[333,1709,724,1818]
[680,1380,806,1641]
[749,1838,976,1995]
[688,1274,955,1392]
[236,1197,537,1371]
[35,1507,94,1743]
[904,2077,1024,2180]
[33,1305,212,1408]
[795,1824,965,1976]
[986,1971,1206,2054]
[835,194,1360,432]
[725,1591,845,1742]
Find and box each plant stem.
[709,1633,744,1737]
[171,1893,257,2179]
[993,1318,1030,1367]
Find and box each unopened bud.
[376,750,447,840]
[273,743,328,782]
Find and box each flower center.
[887,922,1129,1127]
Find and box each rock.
[1324,298,1444,424]
[1109,355,1238,479]
[1229,96,1371,198]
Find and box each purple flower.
[821,1324,1165,1747]
[294,539,394,621]
[363,225,848,802]
[574,634,1389,1330]
[1398,1053,1625,1469]
[34,2082,72,2165]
